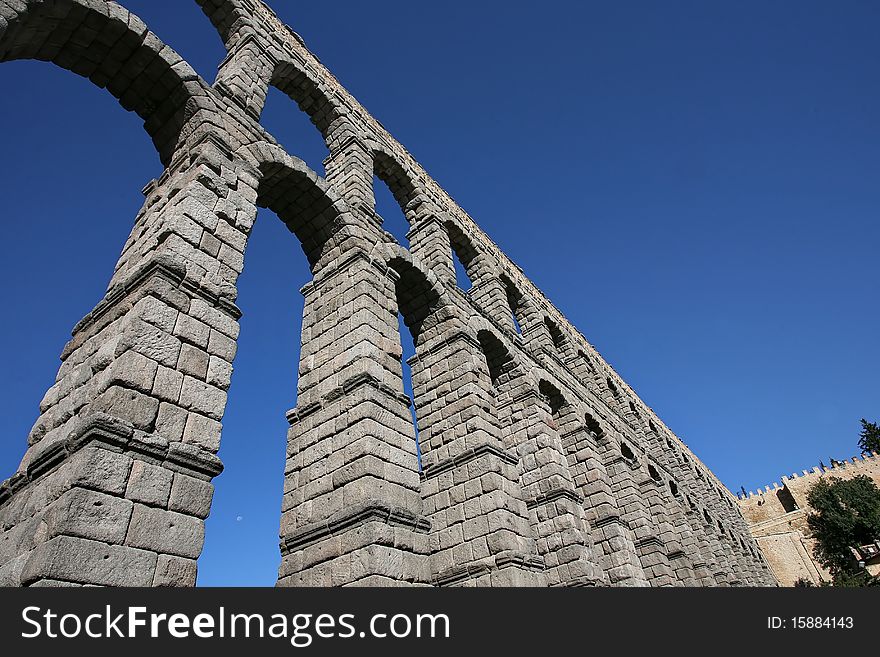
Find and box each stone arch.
[500,273,529,335]
[249,143,357,272]
[270,59,345,144]
[577,349,596,373]
[194,0,250,46]
[372,147,423,220]
[544,316,569,355]
[538,378,566,417]
[476,328,515,389]
[620,440,637,462]
[606,376,621,398]
[444,220,483,290]
[584,411,605,439]
[471,322,538,454]
[385,245,454,348]
[0,0,212,165]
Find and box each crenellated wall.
[737,452,880,586]
[0,0,773,587]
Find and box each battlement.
[738,451,879,500]
[737,451,880,528]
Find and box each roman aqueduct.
[0,0,775,586]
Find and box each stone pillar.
[601,435,676,586]
[495,384,604,587]
[0,135,250,586]
[641,430,709,586]
[323,136,375,212]
[683,501,721,586]
[717,501,756,585]
[214,32,275,120]
[407,215,454,284]
[277,253,430,586]
[412,330,543,586]
[655,436,731,586]
[642,467,697,586]
[559,416,647,585]
[468,274,512,328]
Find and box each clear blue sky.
[1,1,877,585]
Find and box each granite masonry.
[0,0,775,587]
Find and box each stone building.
[738,452,880,586]
[0,0,774,587]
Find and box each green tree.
[858,419,880,454]
[806,475,880,587]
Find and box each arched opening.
[389,255,446,468]
[544,316,567,354]
[538,379,566,418]
[445,222,479,292]
[397,310,421,469]
[197,206,309,585]
[577,349,595,374]
[260,85,331,176]
[270,60,341,147]
[373,174,411,245]
[584,412,604,439]
[620,441,636,461]
[501,275,526,335]
[628,401,642,419]
[650,420,658,433]
[648,464,662,483]
[669,480,679,497]
[0,0,211,165]
[606,377,620,399]
[374,151,418,246]
[255,158,343,270]
[477,328,529,451]
[477,329,511,389]
[703,509,712,525]
[120,0,228,83]
[196,151,350,585]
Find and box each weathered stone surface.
[21,535,157,587]
[182,412,222,453]
[168,474,214,519]
[126,460,173,507]
[153,554,198,587]
[43,487,133,545]
[125,504,204,559]
[0,0,771,589]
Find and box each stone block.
[125,504,204,559]
[179,376,226,420]
[126,461,173,507]
[21,535,157,587]
[168,474,214,519]
[153,554,198,586]
[178,343,209,380]
[43,487,133,545]
[182,412,222,452]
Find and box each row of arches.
[189,7,764,583]
[0,0,771,586]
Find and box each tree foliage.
[806,475,880,586]
[858,418,880,454]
